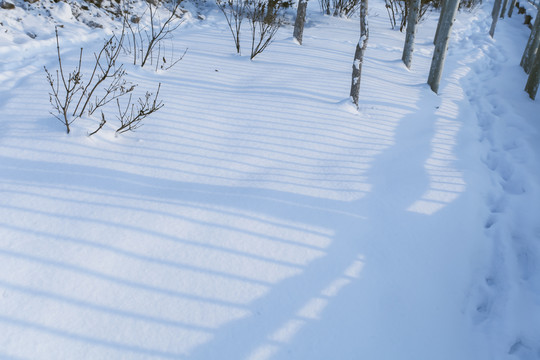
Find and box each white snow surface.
[1,0,540,359]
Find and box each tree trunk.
[264,0,277,24]
[500,0,509,18]
[489,0,503,37]
[434,0,447,45]
[507,0,517,17]
[427,0,460,94]
[521,14,540,73]
[402,0,421,68]
[293,0,308,44]
[525,49,540,99]
[350,0,369,107]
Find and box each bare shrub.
[123,0,186,69]
[217,0,291,58]
[319,0,359,17]
[247,0,290,59]
[216,0,247,54]
[44,26,164,136]
[44,46,82,134]
[116,83,164,133]
[385,0,430,31]
[44,26,135,134]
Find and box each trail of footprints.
[462,21,540,358]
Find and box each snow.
[521,1,537,23]
[1,0,540,359]
[357,34,367,49]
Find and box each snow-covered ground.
[0,0,539,358]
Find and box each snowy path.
[453,9,540,358]
[0,0,539,359]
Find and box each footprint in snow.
[485,214,497,229]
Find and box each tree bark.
[293,0,308,44]
[525,49,540,99]
[402,0,421,68]
[350,0,368,107]
[489,0,503,37]
[434,0,447,45]
[427,0,460,94]
[500,0,509,18]
[507,0,517,17]
[521,14,540,73]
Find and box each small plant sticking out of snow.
[319,0,359,17]
[115,84,164,133]
[384,0,431,31]
[216,0,291,59]
[216,0,246,54]
[44,25,164,136]
[247,0,289,59]
[122,0,187,70]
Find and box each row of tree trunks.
[294,0,537,102]
[490,0,539,98]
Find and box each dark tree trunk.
[293,0,308,44]
[521,14,540,73]
[525,50,540,99]
[507,0,517,17]
[500,0,509,18]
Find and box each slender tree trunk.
[427,0,460,94]
[489,0,503,37]
[350,0,369,107]
[500,0,509,18]
[293,0,308,44]
[507,0,517,17]
[525,50,540,99]
[264,0,277,24]
[434,0,447,45]
[521,14,540,73]
[402,0,421,68]
[385,0,397,29]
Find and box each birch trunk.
[525,50,540,99]
[350,0,368,107]
[293,0,308,44]
[402,0,421,69]
[489,0,503,37]
[427,0,460,94]
[507,0,517,17]
[434,0,447,45]
[500,0,509,18]
[521,14,540,73]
